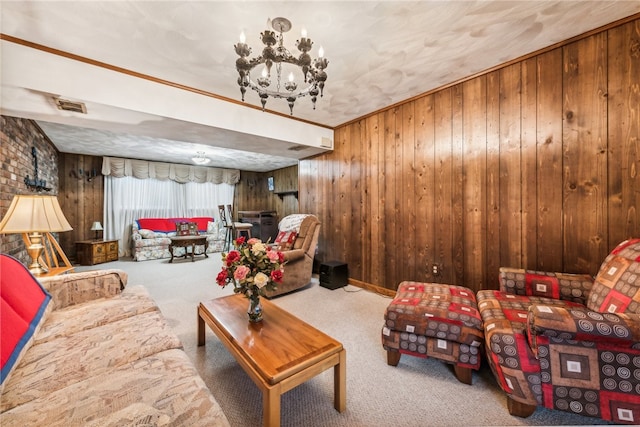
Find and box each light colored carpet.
[77,256,606,426]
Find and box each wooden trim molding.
[348,278,397,298]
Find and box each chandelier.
[234,17,328,115]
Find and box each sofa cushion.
[0,255,51,387]
[0,349,230,427]
[587,239,640,314]
[35,285,158,344]
[1,309,182,411]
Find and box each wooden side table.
[76,239,119,266]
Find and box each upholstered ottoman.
[382,281,484,384]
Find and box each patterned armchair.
[477,238,640,424]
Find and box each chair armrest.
[282,249,306,263]
[528,304,640,355]
[499,267,593,305]
[38,269,128,310]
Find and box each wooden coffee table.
[198,294,346,427]
[168,235,208,263]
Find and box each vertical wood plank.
[414,95,435,283]
[349,121,363,278]
[383,108,398,288]
[607,20,640,245]
[486,71,501,289]
[451,85,465,286]
[563,33,608,273]
[401,102,416,282]
[367,114,383,285]
[536,49,564,272]
[499,63,523,268]
[521,57,538,269]
[462,77,487,292]
[434,88,454,284]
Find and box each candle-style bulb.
[266,18,272,29]
[288,72,294,82]
[239,31,246,43]
[318,46,324,58]
[301,27,307,38]
[262,67,268,78]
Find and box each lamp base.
[26,232,49,276]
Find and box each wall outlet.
[432,264,440,276]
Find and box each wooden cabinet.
[76,239,119,266]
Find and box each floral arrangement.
[216,236,285,298]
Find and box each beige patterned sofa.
[0,254,229,426]
[131,217,225,261]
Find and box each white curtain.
[104,175,235,257]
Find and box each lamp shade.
[90,221,103,231]
[0,195,72,233]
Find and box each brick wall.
[0,115,60,264]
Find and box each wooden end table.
[168,235,208,263]
[198,294,346,427]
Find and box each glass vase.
[247,292,263,323]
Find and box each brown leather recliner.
[264,214,320,298]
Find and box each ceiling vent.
[55,98,87,114]
[288,145,308,152]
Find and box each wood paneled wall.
[235,166,299,221]
[58,152,105,259]
[300,19,640,293]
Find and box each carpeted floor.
[78,255,607,426]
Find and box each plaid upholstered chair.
[477,238,640,424]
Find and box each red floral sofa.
[477,238,640,424]
[131,217,225,261]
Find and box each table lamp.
[90,221,103,240]
[0,195,73,275]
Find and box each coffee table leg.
[263,386,280,427]
[334,349,347,412]
[197,308,205,346]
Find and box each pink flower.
[248,238,260,245]
[267,251,280,262]
[234,265,250,281]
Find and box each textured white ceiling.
[2,1,639,171]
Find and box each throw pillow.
[1,254,51,386]
[586,238,640,314]
[275,230,297,251]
